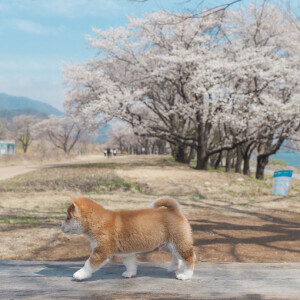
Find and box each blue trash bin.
[273,170,293,196]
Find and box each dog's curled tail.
[149,197,181,213]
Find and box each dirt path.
[0,165,41,181]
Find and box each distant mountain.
[0,108,48,122]
[0,93,111,144]
[0,93,62,116]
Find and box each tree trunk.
[225,149,232,173]
[196,147,209,170]
[144,140,149,154]
[174,144,186,163]
[151,143,155,155]
[173,144,191,164]
[231,157,235,168]
[22,143,28,153]
[256,155,269,180]
[243,155,250,175]
[63,144,68,153]
[235,146,242,173]
[242,143,256,176]
[214,151,223,170]
[187,147,194,165]
[255,137,285,180]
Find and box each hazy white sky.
[0,0,291,110]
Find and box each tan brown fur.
[61,195,195,280]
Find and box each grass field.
[0,155,299,263]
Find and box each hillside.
[0,93,111,143]
[0,108,48,122]
[0,93,62,117]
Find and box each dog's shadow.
[36,263,175,281]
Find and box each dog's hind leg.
[167,243,183,272]
[175,246,195,280]
[122,253,137,278]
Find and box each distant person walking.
[107,148,112,158]
[113,149,117,157]
[104,149,107,157]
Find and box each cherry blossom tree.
[63,1,300,177]
[224,1,300,179]
[107,122,168,154]
[63,10,244,169]
[106,122,139,153]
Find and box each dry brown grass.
[0,155,299,263]
[0,140,104,167]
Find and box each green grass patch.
[227,189,237,196]
[167,157,176,163]
[193,193,207,199]
[238,203,250,207]
[0,216,44,224]
[207,165,225,172]
[263,183,272,189]
[57,162,118,169]
[156,157,180,165]
[240,190,248,197]
[0,167,141,193]
[135,185,141,192]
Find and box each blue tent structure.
[0,140,15,155]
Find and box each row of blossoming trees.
[106,123,168,155]
[62,1,300,179]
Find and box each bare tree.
[0,119,8,140]
[35,116,87,154]
[10,115,36,153]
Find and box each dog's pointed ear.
[70,195,80,214]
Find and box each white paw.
[73,268,91,280]
[122,271,136,278]
[176,272,193,280]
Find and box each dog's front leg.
[122,253,137,278]
[73,249,110,280]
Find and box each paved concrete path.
[1,260,300,299]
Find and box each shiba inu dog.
[61,195,195,280]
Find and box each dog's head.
[61,196,84,235]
